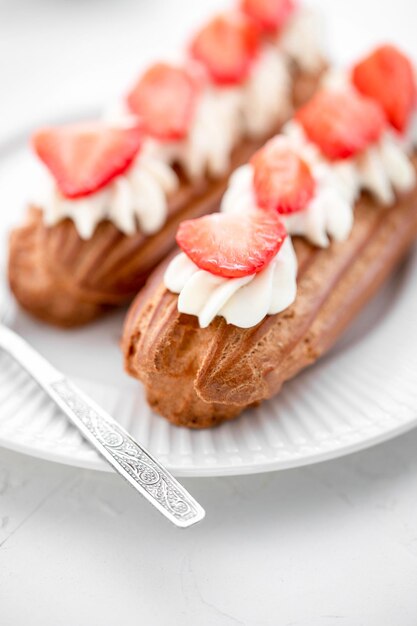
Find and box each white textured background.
[1,0,417,624]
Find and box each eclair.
[8,0,325,327]
[122,44,417,428]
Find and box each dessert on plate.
[122,45,417,428]
[8,0,325,327]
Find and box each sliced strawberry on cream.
[352,45,416,135]
[246,137,354,247]
[176,210,286,278]
[295,89,386,161]
[251,136,316,214]
[33,122,143,199]
[241,0,296,33]
[222,135,355,249]
[295,87,416,205]
[189,13,260,86]
[33,122,179,239]
[165,211,297,328]
[126,63,201,141]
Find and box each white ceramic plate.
[1,134,417,476]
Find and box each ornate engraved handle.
[0,325,205,527]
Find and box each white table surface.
[1,0,417,624]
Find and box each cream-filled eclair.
[122,45,417,428]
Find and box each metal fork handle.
[0,325,205,527]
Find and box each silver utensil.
[0,287,205,528]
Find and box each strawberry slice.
[296,89,386,160]
[189,13,260,85]
[126,63,200,141]
[176,211,286,278]
[32,122,142,199]
[352,44,416,134]
[241,0,296,33]
[251,138,316,214]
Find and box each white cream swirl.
[357,133,416,205]
[164,237,297,329]
[279,7,325,74]
[241,46,292,138]
[40,145,178,239]
[152,85,244,180]
[284,164,355,247]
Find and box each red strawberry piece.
[189,13,260,86]
[352,44,416,134]
[32,122,142,199]
[251,138,316,214]
[296,89,387,160]
[126,63,200,141]
[241,0,296,33]
[176,210,286,278]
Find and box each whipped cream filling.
[241,46,292,138]
[357,133,416,205]
[164,237,297,329]
[283,163,355,247]
[279,7,324,74]
[39,145,178,239]
[150,85,244,180]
